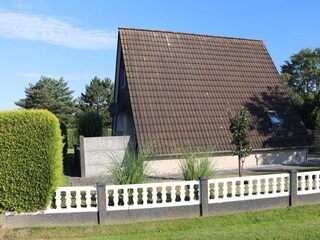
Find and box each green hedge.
[103,127,112,136]
[78,111,103,137]
[66,127,112,148]
[60,121,68,156]
[67,128,78,147]
[0,110,63,212]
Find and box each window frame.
[267,110,283,125]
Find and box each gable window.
[267,110,283,125]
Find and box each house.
[110,28,310,175]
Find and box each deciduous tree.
[229,107,252,177]
[281,48,320,129]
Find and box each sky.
[0,0,319,110]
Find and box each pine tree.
[15,76,75,125]
[77,76,114,127]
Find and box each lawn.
[60,149,75,187]
[4,204,320,239]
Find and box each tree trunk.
[238,156,242,177]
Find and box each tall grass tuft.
[179,147,214,180]
[109,148,150,185]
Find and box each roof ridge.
[118,27,263,42]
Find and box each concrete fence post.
[79,135,85,177]
[96,182,107,225]
[289,170,298,206]
[200,177,209,217]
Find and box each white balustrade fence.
[45,186,97,213]
[208,173,289,203]
[297,171,320,195]
[105,180,200,211]
[44,171,320,214]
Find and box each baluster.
[113,189,119,207]
[76,189,81,209]
[123,188,128,207]
[167,186,172,203]
[152,186,158,204]
[223,181,228,199]
[315,174,320,190]
[248,179,253,197]
[266,178,271,195]
[301,175,306,192]
[86,190,92,208]
[279,177,284,194]
[65,191,72,208]
[231,180,236,198]
[105,188,109,206]
[161,186,166,203]
[176,185,180,202]
[256,179,261,196]
[214,182,219,200]
[143,187,148,205]
[189,184,195,202]
[308,175,313,191]
[272,177,278,194]
[239,180,245,197]
[179,185,185,202]
[132,187,138,206]
[55,190,61,210]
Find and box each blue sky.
[0,0,319,110]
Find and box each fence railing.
[208,173,289,203]
[45,171,320,214]
[45,186,97,213]
[105,180,199,211]
[297,171,320,195]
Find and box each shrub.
[102,127,112,136]
[78,111,103,137]
[179,147,214,180]
[0,110,63,212]
[109,149,150,185]
[67,128,78,146]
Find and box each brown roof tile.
[119,28,309,155]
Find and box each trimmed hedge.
[78,111,103,137]
[0,110,63,212]
[67,127,112,148]
[67,128,78,147]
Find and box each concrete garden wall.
[79,135,132,177]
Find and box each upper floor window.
[267,110,283,125]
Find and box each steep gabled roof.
[119,27,309,155]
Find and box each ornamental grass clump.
[179,147,214,180]
[109,148,150,185]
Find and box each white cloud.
[0,8,117,50]
[17,72,42,79]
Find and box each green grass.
[4,204,320,239]
[60,149,74,187]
